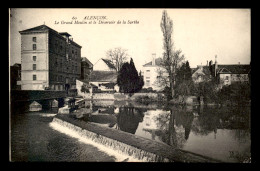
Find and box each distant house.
[208,56,251,87]
[89,71,118,92]
[93,58,116,71]
[214,64,251,86]
[191,65,211,84]
[88,57,118,92]
[80,57,93,82]
[142,54,167,91]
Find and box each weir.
[50,114,223,163]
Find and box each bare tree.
[106,47,129,72]
[160,10,185,99]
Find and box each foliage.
[194,79,219,104]
[106,47,129,72]
[80,84,89,93]
[218,82,250,105]
[175,61,194,99]
[117,58,144,96]
[160,10,185,99]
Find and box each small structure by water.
[29,101,42,111]
[58,105,70,114]
[51,99,58,108]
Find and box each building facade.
[215,64,251,86]
[81,57,93,82]
[142,54,167,91]
[18,25,82,91]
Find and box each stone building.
[18,25,82,91]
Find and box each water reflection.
[116,107,145,134]
[82,100,250,162]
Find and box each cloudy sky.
[9,8,251,71]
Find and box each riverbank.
[53,114,223,163]
[76,92,250,107]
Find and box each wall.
[93,59,113,71]
[20,32,49,90]
[81,92,164,101]
[143,65,167,91]
[48,31,81,90]
[92,93,115,100]
[219,74,231,85]
[91,81,114,91]
[231,74,249,82]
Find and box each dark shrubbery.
[117,58,144,96]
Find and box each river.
[10,101,251,162]
[10,110,117,162]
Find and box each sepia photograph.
[9,8,251,163]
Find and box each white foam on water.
[49,121,145,162]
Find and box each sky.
[9,8,251,71]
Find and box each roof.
[19,24,57,34]
[19,25,81,48]
[81,57,93,67]
[143,58,163,66]
[192,66,211,77]
[216,64,250,74]
[101,59,116,70]
[90,71,117,82]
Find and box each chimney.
[152,53,156,65]
[238,62,240,65]
[207,60,208,66]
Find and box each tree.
[106,47,129,72]
[117,58,144,96]
[160,10,185,99]
[175,61,194,102]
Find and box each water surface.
[81,100,251,163]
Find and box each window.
[146,77,150,79]
[146,70,150,72]
[32,37,36,42]
[33,44,37,50]
[33,64,36,70]
[33,75,37,80]
[225,76,229,80]
[146,80,150,86]
[33,56,36,61]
